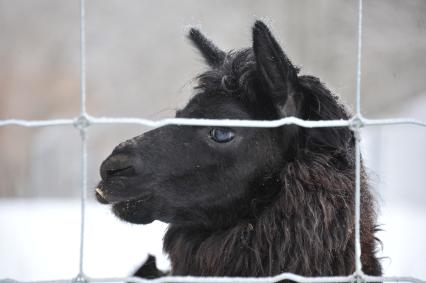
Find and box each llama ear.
[188,28,226,67]
[252,21,299,117]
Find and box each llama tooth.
[96,187,106,198]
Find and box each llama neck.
[164,156,380,277]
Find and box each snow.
[0,199,425,281]
[0,200,168,281]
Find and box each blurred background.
[0,0,425,281]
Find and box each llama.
[95,21,382,278]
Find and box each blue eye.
[209,128,235,143]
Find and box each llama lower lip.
[112,194,155,224]
[95,179,135,204]
[119,194,153,205]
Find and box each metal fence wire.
[1,1,426,283]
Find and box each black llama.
[95,21,382,278]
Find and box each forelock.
[195,48,257,100]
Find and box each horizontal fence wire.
[1,0,426,283]
[2,274,426,283]
[0,116,425,129]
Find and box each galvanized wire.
[0,116,425,129]
[355,0,363,117]
[2,274,426,283]
[77,0,88,279]
[78,126,88,279]
[353,0,364,276]
[79,0,87,116]
[354,126,363,277]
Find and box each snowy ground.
[0,199,425,281]
[0,200,168,281]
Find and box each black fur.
[133,255,168,279]
[96,20,382,278]
[189,28,226,67]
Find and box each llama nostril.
[106,165,135,178]
[100,154,137,180]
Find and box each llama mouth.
[95,180,144,205]
[95,186,110,204]
[96,182,156,225]
[95,181,116,204]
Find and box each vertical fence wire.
[78,0,88,279]
[354,128,362,277]
[79,0,87,115]
[353,0,364,277]
[355,0,363,117]
[78,128,88,279]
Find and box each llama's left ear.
[252,21,299,117]
[188,28,226,67]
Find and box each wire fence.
[1,0,426,283]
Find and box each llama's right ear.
[188,28,226,67]
[252,21,300,117]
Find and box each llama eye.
[209,128,235,143]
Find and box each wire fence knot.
[74,114,91,130]
[349,115,365,132]
[351,273,366,283]
[73,274,88,283]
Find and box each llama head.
[95,21,349,228]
